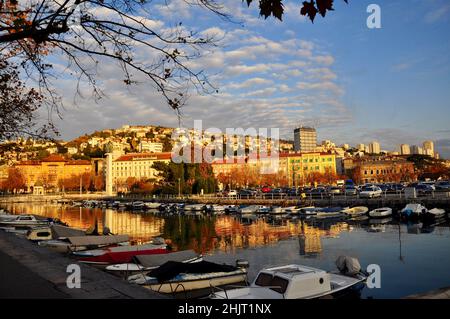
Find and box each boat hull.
[78,248,168,265]
[145,271,247,294]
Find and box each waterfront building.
[294,127,317,153]
[346,157,415,184]
[14,155,92,191]
[109,152,171,190]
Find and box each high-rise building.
[369,141,381,154]
[357,144,366,152]
[400,144,411,155]
[294,127,317,153]
[423,141,435,157]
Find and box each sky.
[41,0,450,158]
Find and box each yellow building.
[15,154,92,191]
[111,152,172,184]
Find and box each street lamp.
[178,177,181,198]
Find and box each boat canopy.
[148,260,238,282]
[133,250,197,267]
[67,235,129,246]
[51,224,86,238]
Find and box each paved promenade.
[0,231,166,299]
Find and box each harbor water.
[1,202,450,299]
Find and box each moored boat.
[26,227,53,241]
[74,238,168,265]
[132,260,248,294]
[209,256,365,299]
[424,208,446,219]
[342,206,368,217]
[0,215,52,227]
[368,207,393,218]
[400,204,427,219]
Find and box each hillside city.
[0,124,448,195]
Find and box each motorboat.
[209,256,365,299]
[26,227,53,241]
[240,205,265,215]
[38,234,130,253]
[184,204,206,211]
[315,207,346,219]
[269,207,283,215]
[299,207,322,216]
[132,260,248,294]
[224,205,240,214]
[144,202,161,210]
[0,214,53,227]
[369,207,393,218]
[424,208,446,219]
[256,206,271,214]
[112,250,202,277]
[341,206,369,217]
[400,204,427,218]
[74,238,168,265]
[130,201,145,210]
[281,206,301,214]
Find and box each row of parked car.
[217,180,450,199]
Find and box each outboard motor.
[336,256,361,276]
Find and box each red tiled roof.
[66,160,91,165]
[115,152,172,162]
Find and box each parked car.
[414,184,434,196]
[359,186,383,198]
[328,186,343,195]
[261,186,272,193]
[238,189,255,198]
[344,186,358,196]
[436,181,450,191]
[306,187,330,198]
[227,190,238,197]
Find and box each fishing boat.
[400,204,427,219]
[132,260,248,294]
[368,207,393,218]
[38,234,130,253]
[341,206,369,217]
[209,256,366,299]
[110,250,202,277]
[74,238,168,265]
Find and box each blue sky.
[47,0,450,158]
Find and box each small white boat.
[240,205,265,214]
[342,206,369,217]
[208,205,226,213]
[144,202,161,209]
[369,207,393,218]
[0,215,50,227]
[210,256,365,299]
[184,204,205,211]
[131,201,145,209]
[224,205,240,214]
[299,207,321,216]
[269,207,284,215]
[26,227,53,241]
[256,206,271,214]
[425,208,446,219]
[282,206,301,214]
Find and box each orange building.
[15,154,92,191]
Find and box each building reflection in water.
[1,203,353,255]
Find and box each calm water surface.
[2,202,450,299]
